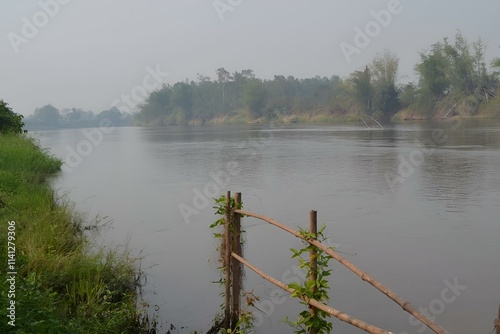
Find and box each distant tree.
[0,100,24,134]
[415,42,450,99]
[243,79,267,118]
[193,77,221,120]
[171,82,194,118]
[196,73,211,83]
[65,108,92,122]
[370,50,400,117]
[273,75,287,104]
[493,58,500,70]
[95,107,124,124]
[330,78,357,113]
[351,66,372,113]
[414,32,494,115]
[216,67,232,111]
[398,83,418,109]
[216,67,231,83]
[490,58,500,83]
[442,34,489,96]
[240,69,255,80]
[32,104,61,126]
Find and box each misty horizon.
[1,0,499,117]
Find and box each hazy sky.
[1,0,499,116]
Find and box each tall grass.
[0,134,152,333]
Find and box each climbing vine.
[210,195,334,333]
[287,225,333,334]
[209,194,253,334]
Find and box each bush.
[0,100,24,134]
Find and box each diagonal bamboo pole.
[231,252,393,334]
[233,209,449,334]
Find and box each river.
[33,120,500,334]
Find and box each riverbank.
[0,134,151,333]
[135,101,500,127]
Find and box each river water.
[33,120,500,334]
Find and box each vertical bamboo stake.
[309,210,318,334]
[496,303,500,334]
[223,191,231,330]
[231,192,242,330]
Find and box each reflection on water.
[33,120,500,334]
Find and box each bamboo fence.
[221,191,450,334]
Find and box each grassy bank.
[0,134,150,333]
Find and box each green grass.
[0,134,151,333]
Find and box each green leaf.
[305,279,316,290]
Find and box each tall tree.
[216,67,232,111]
[171,82,194,117]
[32,104,61,126]
[243,79,267,118]
[0,100,24,134]
[415,42,450,98]
[370,50,400,116]
[351,66,372,113]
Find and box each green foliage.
[33,104,61,126]
[412,32,495,116]
[243,79,267,119]
[491,58,500,83]
[134,34,500,125]
[370,50,400,117]
[415,42,451,99]
[0,135,152,333]
[171,82,194,117]
[286,225,333,334]
[350,66,372,113]
[220,291,257,334]
[135,71,345,125]
[210,194,252,333]
[24,104,132,129]
[211,197,336,333]
[0,100,24,134]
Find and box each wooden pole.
[223,191,231,330]
[233,209,448,334]
[231,192,242,330]
[496,303,500,334]
[309,210,318,334]
[231,252,393,334]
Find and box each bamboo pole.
[233,209,448,334]
[223,191,231,329]
[309,210,318,334]
[231,192,242,330]
[496,303,500,334]
[362,113,384,129]
[231,252,393,334]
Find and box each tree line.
[23,105,133,129]
[2,32,499,133]
[135,32,500,125]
